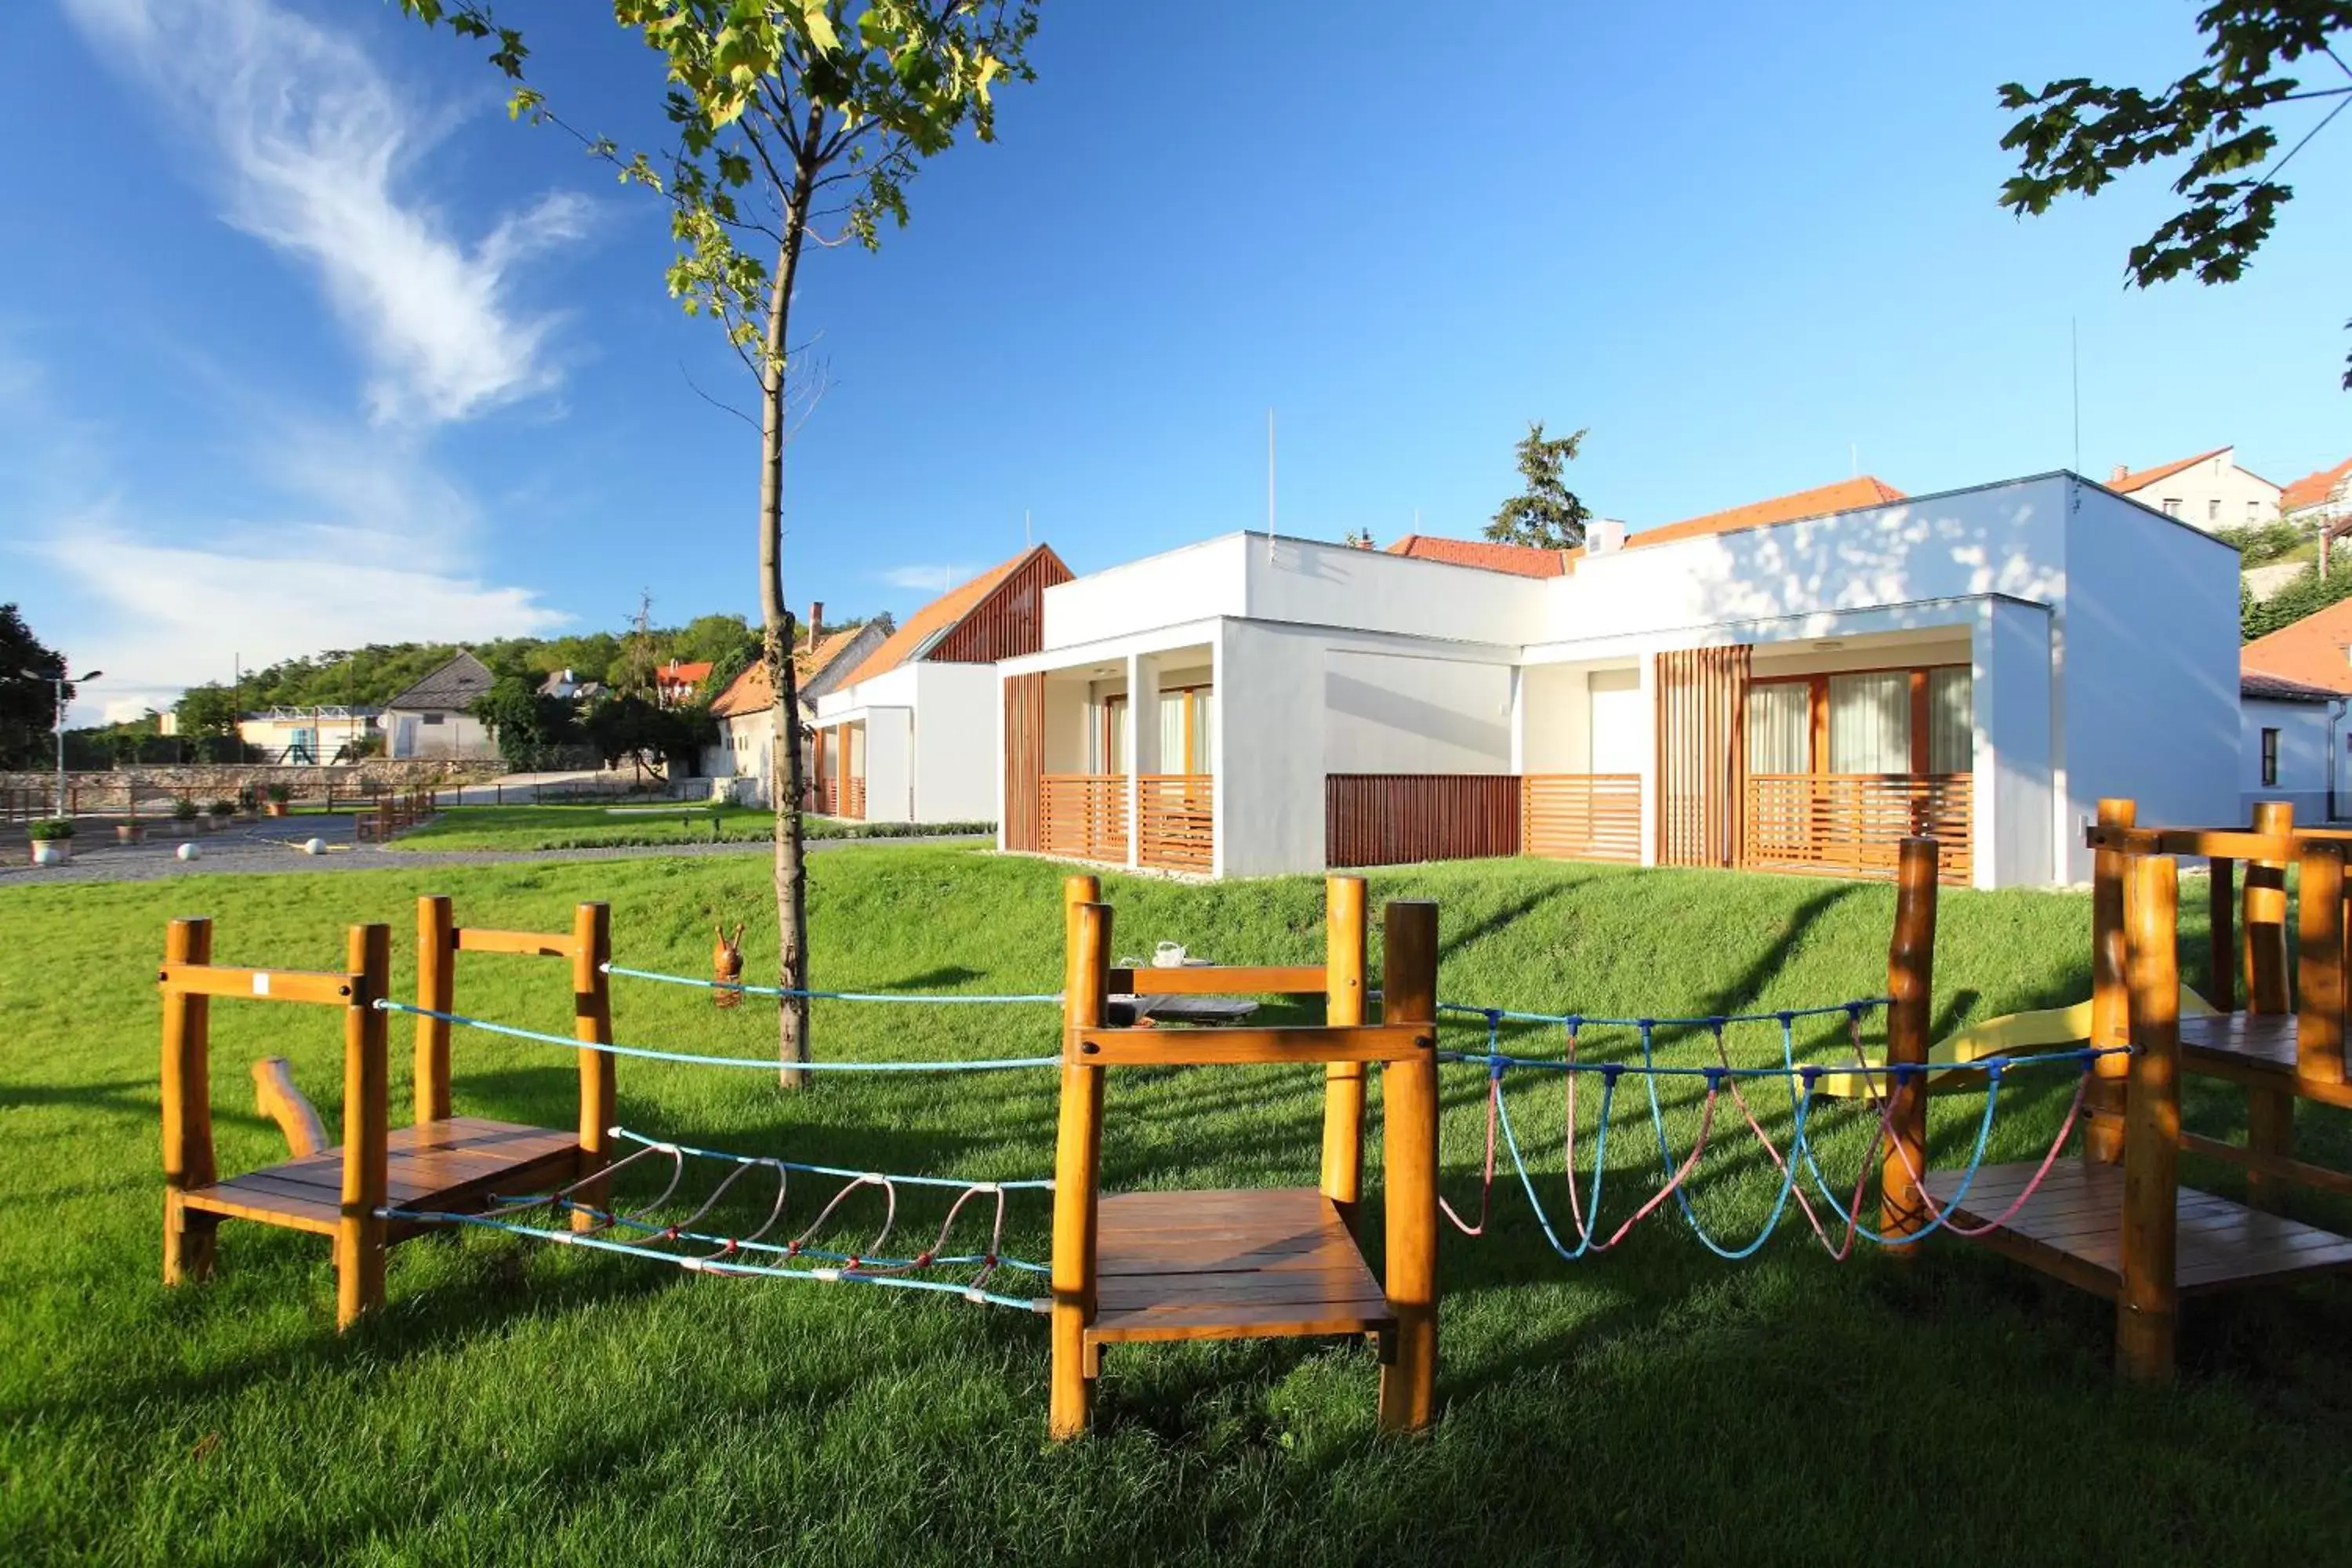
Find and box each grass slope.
[390,804,989,852]
[3,848,2349,1565]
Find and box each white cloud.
[878,564,978,594]
[35,506,568,721]
[62,0,588,426]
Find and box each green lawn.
[390,803,991,851]
[5,847,2350,1565]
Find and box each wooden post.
[336,923,391,1329]
[161,917,218,1286]
[1319,875,1370,1229]
[1377,899,1440,1435]
[1050,883,1110,1440]
[415,895,454,1124]
[2085,797,2136,1163]
[2118,854,2180,1381]
[2207,857,2237,1013]
[2295,840,2345,1087]
[1878,838,1940,1244]
[2242,803,2296,1212]
[571,902,615,1233]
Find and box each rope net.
[1432,1001,2122,1261]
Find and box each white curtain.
[1159,691,1186,774]
[1828,672,1908,773]
[1926,667,1973,774]
[1746,684,1809,773]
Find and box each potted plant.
[116,818,143,844]
[237,786,259,818]
[263,782,292,818]
[27,818,73,866]
[172,798,200,835]
[209,799,236,830]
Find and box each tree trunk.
[762,110,826,1090]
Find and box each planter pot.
[31,840,71,866]
[116,824,142,844]
[264,802,289,818]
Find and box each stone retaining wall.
[1,759,504,811]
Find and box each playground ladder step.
[179,1116,581,1237]
[2176,1013,2352,1109]
[1922,1159,2352,1300]
[1085,1186,1395,1345]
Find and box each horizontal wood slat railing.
[1326,775,1520,868]
[1522,773,1641,864]
[846,776,866,821]
[1043,773,1129,865]
[1137,774,1213,871]
[1743,772,1972,884]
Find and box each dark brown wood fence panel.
[1002,673,1046,851]
[1654,645,1751,868]
[932,547,1074,664]
[1325,775,1521,868]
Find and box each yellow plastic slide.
[1809,983,2217,1098]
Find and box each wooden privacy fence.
[1521,773,1640,863]
[1043,774,1128,864]
[1137,775,1213,871]
[1743,772,1972,884]
[1326,774,1519,868]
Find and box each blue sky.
[4,0,2349,722]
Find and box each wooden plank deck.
[1922,1159,2352,1298]
[1086,1187,1394,1345]
[180,1116,581,1236]
[2176,1013,2352,1109]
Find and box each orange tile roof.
[1631,477,1908,549]
[657,659,714,688]
[834,546,1064,691]
[2283,456,2352,514]
[705,624,877,717]
[2105,448,2231,495]
[1381,535,1568,578]
[2242,597,2352,695]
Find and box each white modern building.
[995,473,2241,887]
[808,547,1069,825]
[2238,670,2344,825]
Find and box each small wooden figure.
[713,922,746,1009]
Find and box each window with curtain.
[1094,695,1127,774]
[1155,686,1214,774]
[1746,683,1809,774]
[1926,667,1973,774]
[1827,672,1909,773]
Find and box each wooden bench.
[162,898,614,1328]
[1050,874,1439,1439]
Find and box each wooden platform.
[179,1116,581,1237]
[1922,1159,2352,1299]
[1085,1187,1395,1345]
[2175,1013,2352,1108]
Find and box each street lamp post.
[20,667,101,819]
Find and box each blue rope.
[604,963,1060,1005]
[373,999,1060,1073]
[376,1204,1048,1310]
[1624,1022,1815,1260]
[479,1192,1052,1277]
[1438,1043,2118,1079]
[600,1126,1054,1192]
[1440,998,1887,1030]
[1493,1061,1615,1261]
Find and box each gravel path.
[0,817,985,886]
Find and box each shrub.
[264,782,292,804]
[208,798,236,818]
[27,818,74,841]
[172,798,199,822]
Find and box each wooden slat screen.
[1002,673,1046,851]
[931,548,1074,664]
[1138,774,1214,871]
[1043,773,1128,863]
[1523,773,1641,864]
[1654,645,1751,868]
[1744,773,1973,884]
[1325,775,1520,868]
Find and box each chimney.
[1587,517,1628,555]
[2111,463,2129,484]
[808,601,823,638]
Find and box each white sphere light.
[303,837,327,856]
[176,842,201,862]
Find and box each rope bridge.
[1433,1000,2125,1261]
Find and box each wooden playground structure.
[1922,799,2352,1378]
[161,897,615,1327]
[1050,873,1440,1437]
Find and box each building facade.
[2238,670,2343,824]
[2106,446,2281,532]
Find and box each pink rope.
[1705,1024,1878,1259]
[1560,1025,1595,1245]
[1599,1089,1720,1251]
[1439,1076,1501,1236]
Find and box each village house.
[2103,446,2281,532]
[382,651,498,760]
[702,604,892,805]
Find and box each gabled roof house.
[383,650,499,760]
[702,603,895,804]
[2103,446,2280,532]
[811,545,1072,824]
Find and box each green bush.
[208,798,236,818]
[26,818,73,840]
[171,798,198,822]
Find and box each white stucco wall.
[1243,537,1552,647]
[861,707,913,822]
[1216,619,1331,878]
[2112,449,2280,533]
[909,662,1000,822]
[2057,480,2241,880]
[1975,598,2056,889]
[1323,650,1514,773]
[2240,697,2337,823]
[1041,536,1250,651]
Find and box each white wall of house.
[1216,619,1328,877]
[1323,649,1514,773]
[2058,482,2242,880]
[2114,449,2280,532]
[909,662,999,822]
[1975,597,2056,890]
[2240,697,2337,822]
[385,709,493,760]
[860,706,913,822]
